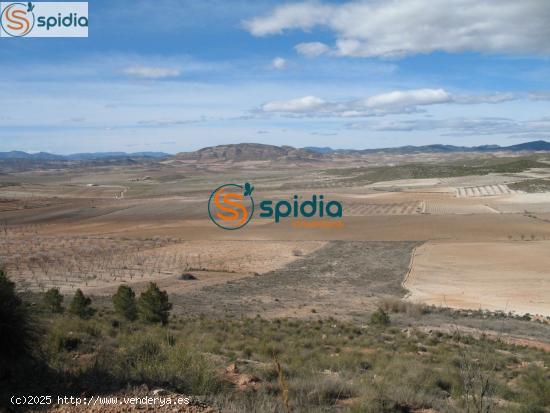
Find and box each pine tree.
[68,289,94,319]
[137,282,172,325]
[112,285,137,321]
[43,288,64,313]
[0,270,32,372]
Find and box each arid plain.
[2,146,550,324]
[3,145,550,413]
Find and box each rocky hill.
[174,143,322,162]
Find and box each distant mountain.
[174,143,322,162]
[0,151,171,161]
[3,140,549,164]
[505,141,550,151]
[66,152,170,160]
[304,140,550,155]
[0,151,65,160]
[302,146,334,154]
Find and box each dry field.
[0,227,325,295]
[455,184,519,197]
[344,200,424,216]
[424,200,499,215]
[404,241,550,317]
[488,192,550,213]
[170,240,417,319]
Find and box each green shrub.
[137,283,172,325]
[112,285,137,321]
[43,288,64,313]
[47,330,81,353]
[68,289,94,319]
[370,308,391,326]
[111,331,225,394]
[518,366,550,408]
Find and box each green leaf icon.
[244,182,254,196]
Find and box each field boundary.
[401,242,424,298]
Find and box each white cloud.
[244,0,550,58]
[244,2,333,36]
[123,66,181,79]
[137,118,200,127]
[261,96,327,113]
[295,42,330,57]
[363,89,451,109]
[271,57,288,69]
[259,89,522,117]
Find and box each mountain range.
[1,140,549,163]
[303,140,550,155]
[0,151,170,161]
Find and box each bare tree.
[455,330,497,413]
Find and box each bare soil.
[405,241,550,316]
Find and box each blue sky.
[1,0,550,154]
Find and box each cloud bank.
[260,89,521,117]
[245,0,550,58]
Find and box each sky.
[1,0,550,154]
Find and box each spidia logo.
[208,183,255,230]
[0,2,34,37]
[0,2,88,37]
[208,182,343,230]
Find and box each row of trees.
[1,268,173,385]
[43,283,173,325]
[112,284,173,324]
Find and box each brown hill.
[173,143,323,162]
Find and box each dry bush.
[289,374,356,407]
[379,297,429,317]
[458,345,497,413]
